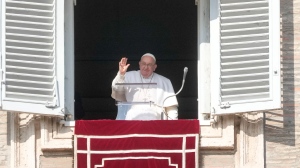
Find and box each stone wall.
[0,112,8,168]
[0,113,74,168]
[265,0,300,167]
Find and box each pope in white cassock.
[111,53,178,120]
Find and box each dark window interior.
[74,0,198,120]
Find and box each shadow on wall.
[264,0,295,146]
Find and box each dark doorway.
[74,0,198,120]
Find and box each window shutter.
[211,0,280,115]
[1,0,65,116]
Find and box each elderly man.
[111,53,178,120]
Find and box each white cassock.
[111,70,178,120]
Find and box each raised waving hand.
[119,57,130,75]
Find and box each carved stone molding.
[9,113,74,168]
[200,115,235,149]
[40,116,74,151]
[237,112,264,168]
[10,113,37,168]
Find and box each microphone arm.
[161,67,188,119]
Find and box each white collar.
[140,72,154,79]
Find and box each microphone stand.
[161,67,188,120]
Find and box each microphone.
[183,67,188,80]
[161,67,188,119]
[179,67,188,95]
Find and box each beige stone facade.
[0,112,8,168]
[0,113,73,168]
[265,0,300,167]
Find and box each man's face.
[139,56,157,78]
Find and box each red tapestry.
[75,120,199,168]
